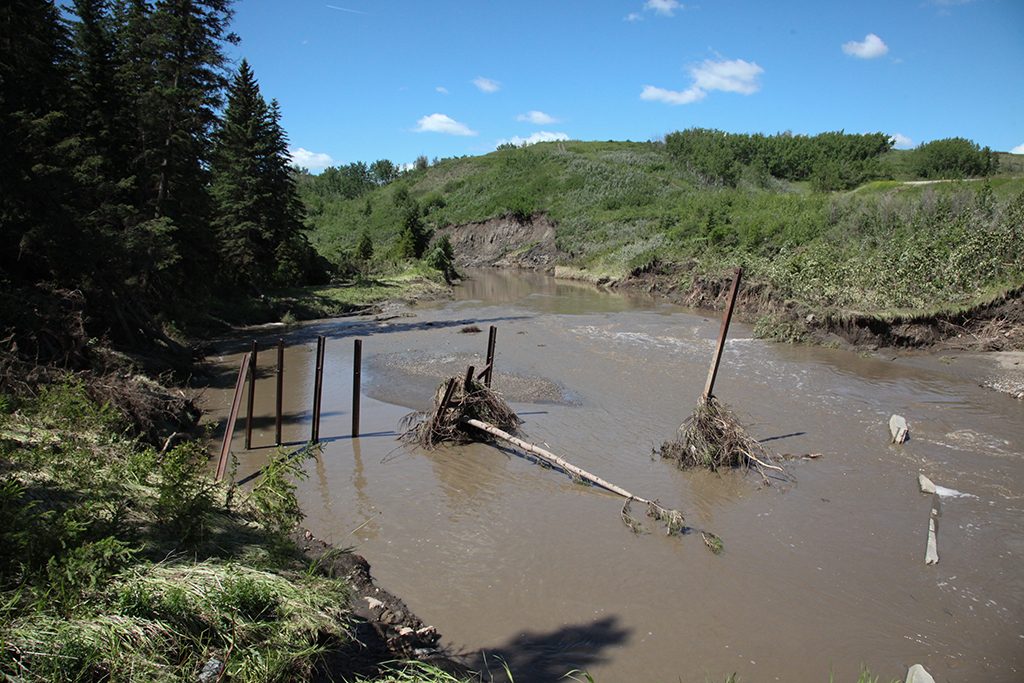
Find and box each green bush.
[912,137,997,179]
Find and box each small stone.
[397,626,415,637]
[364,596,384,610]
[905,664,936,683]
[197,658,224,683]
[918,474,936,495]
[304,530,313,540]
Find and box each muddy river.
[203,269,1023,682]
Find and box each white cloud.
[435,86,449,94]
[641,57,763,106]
[414,113,477,136]
[645,0,681,16]
[1011,143,1024,154]
[496,131,570,148]
[842,33,889,59]
[691,58,764,94]
[473,76,500,93]
[516,110,558,125]
[641,84,705,105]
[625,12,642,21]
[288,147,334,170]
[889,133,914,149]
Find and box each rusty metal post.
[245,340,257,450]
[275,339,284,446]
[313,336,326,442]
[352,338,362,438]
[432,378,457,432]
[484,325,497,387]
[217,352,251,481]
[464,365,475,389]
[702,267,743,400]
[310,336,323,443]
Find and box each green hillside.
[299,136,1024,334]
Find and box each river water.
[202,269,1023,682]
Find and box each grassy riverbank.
[198,262,450,333]
[302,140,1024,348]
[0,381,466,682]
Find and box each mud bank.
[295,529,467,680]
[435,214,561,271]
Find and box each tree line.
[1,0,322,355]
[664,128,998,191]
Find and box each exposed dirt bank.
[296,530,468,681]
[435,214,562,272]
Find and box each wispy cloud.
[473,76,500,93]
[641,85,705,105]
[414,113,477,136]
[496,131,570,148]
[1011,143,1024,154]
[842,33,889,59]
[289,147,335,170]
[642,57,763,105]
[325,4,368,15]
[890,133,914,149]
[435,86,449,95]
[645,0,681,16]
[624,12,642,22]
[516,110,558,125]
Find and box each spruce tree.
[0,0,79,283]
[211,60,307,286]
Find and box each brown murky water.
[202,269,1024,682]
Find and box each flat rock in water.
[918,473,936,494]
[905,664,936,683]
[890,414,909,443]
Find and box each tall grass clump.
[0,379,356,682]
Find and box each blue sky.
[224,0,1024,171]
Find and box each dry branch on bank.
[659,396,785,483]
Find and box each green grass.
[302,141,1024,333]
[197,262,449,331]
[0,381,360,682]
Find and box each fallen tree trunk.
[462,417,723,549]
[464,418,647,503]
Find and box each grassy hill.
[299,140,1024,344]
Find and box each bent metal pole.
[217,352,251,481]
[702,267,743,400]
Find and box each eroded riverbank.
[203,269,1024,682]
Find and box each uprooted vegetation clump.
[401,375,522,449]
[659,396,785,483]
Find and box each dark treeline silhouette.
[1,0,324,368]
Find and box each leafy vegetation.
[300,136,1024,337]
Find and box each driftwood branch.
[462,418,693,540]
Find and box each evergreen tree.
[130,0,237,293]
[395,201,429,259]
[210,60,307,286]
[0,0,80,283]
